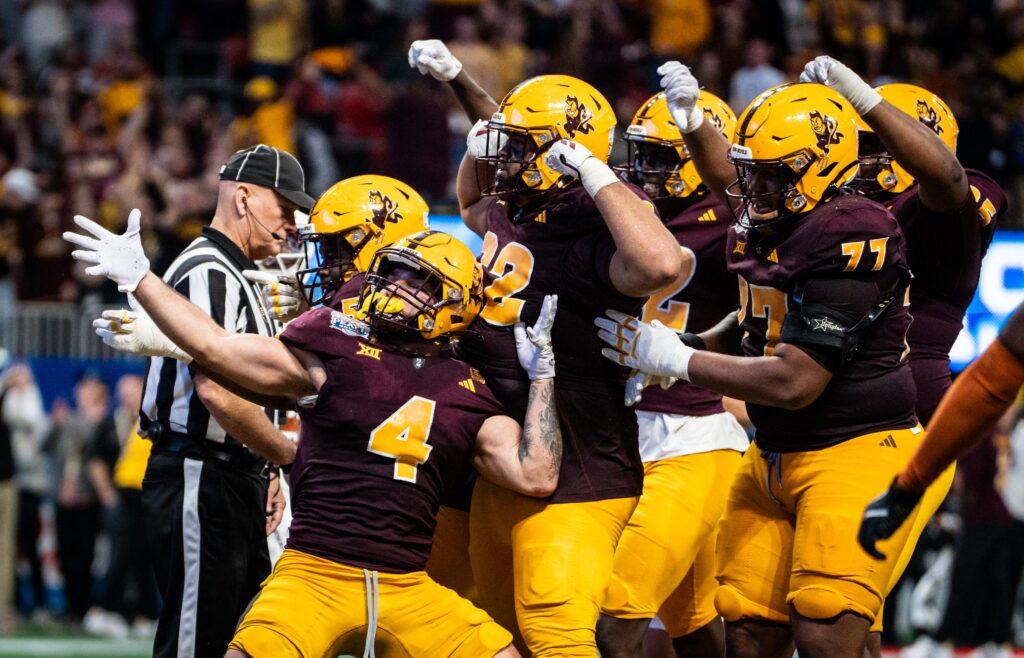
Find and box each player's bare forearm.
[448,70,499,122]
[134,273,314,398]
[682,121,736,204]
[519,378,561,492]
[698,310,743,355]
[194,375,297,466]
[862,101,967,212]
[687,343,832,410]
[456,154,491,236]
[602,185,681,296]
[194,365,299,411]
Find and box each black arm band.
[680,332,707,350]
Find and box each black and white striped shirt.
[139,227,276,444]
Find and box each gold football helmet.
[854,83,959,195]
[727,82,860,233]
[358,231,484,341]
[296,175,430,306]
[618,90,736,200]
[478,75,616,198]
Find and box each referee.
[138,145,314,658]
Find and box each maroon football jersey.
[279,307,505,573]
[637,195,736,417]
[726,195,918,451]
[887,169,1005,423]
[457,184,648,503]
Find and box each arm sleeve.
[898,338,1024,491]
[779,270,903,372]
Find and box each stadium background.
[0,0,1022,656]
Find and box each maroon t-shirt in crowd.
[279,308,505,573]
[726,195,918,452]
[887,169,1006,424]
[457,184,648,503]
[637,194,737,417]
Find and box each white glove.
[595,310,696,380]
[514,295,557,381]
[799,55,881,115]
[243,270,305,322]
[64,208,150,292]
[657,61,704,134]
[93,309,193,363]
[408,39,463,82]
[544,139,619,198]
[466,119,507,160]
[624,370,678,407]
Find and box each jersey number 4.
[479,231,536,326]
[367,396,436,483]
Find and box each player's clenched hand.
[466,119,507,160]
[64,208,150,292]
[93,309,193,363]
[407,39,463,82]
[657,61,704,134]
[595,310,695,381]
[857,478,924,560]
[544,139,618,198]
[515,295,557,380]
[243,270,306,322]
[799,55,882,115]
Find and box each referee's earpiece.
[242,194,284,242]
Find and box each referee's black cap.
[219,144,316,211]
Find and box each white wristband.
[674,344,695,382]
[680,105,704,134]
[845,83,882,116]
[579,158,619,198]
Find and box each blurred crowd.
[0,0,1022,305]
[0,358,158,638]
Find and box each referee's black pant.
[143,450,270,658]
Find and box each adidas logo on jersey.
[879,435,898,448]
[697,209,717,222]
[459,378,476,393]
[767,249,779,263]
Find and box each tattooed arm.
[474,378,562,497]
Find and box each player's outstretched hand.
[243,270,306,322]
[93,309,193,363]
[657,61,704,134]
[799,55,882,115]
[514,295,557,381]
[544,139,618,198]
[64,208,150,292]
[857,478,924,560]
[408,39,463,82]
[595,310,696,381]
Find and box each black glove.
[858,477,923,560]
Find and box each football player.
[860,300,1024,552]
[597,81,928,658]
[415,57,681,652]
[799,56,1008,654]
[67,214,562,658]
[596,90,748,658]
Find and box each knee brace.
[788,584,874,622]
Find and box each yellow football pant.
[229,548,512,657]
[869,462,955,632]
[715,427,934,625]
[469,478,637,656]
[425,505,476,602]
[602,450,740,637]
